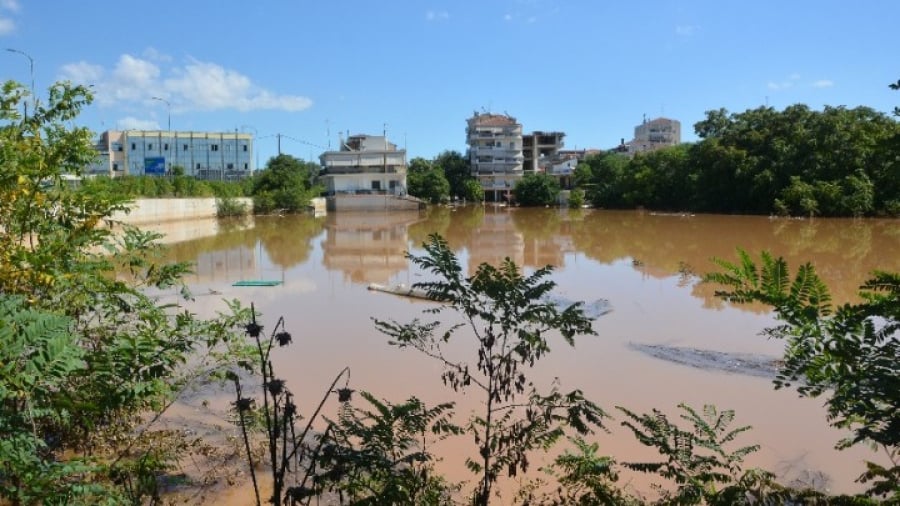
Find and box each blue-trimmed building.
[89,130,254,179]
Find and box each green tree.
[408,156,434,174]
[463,178,485,202]
[434,150,472,199]
[0,80,252,504]
[581,153,629,209]
[707,251,900,499]
[513,172,561,206]
[252,154,319,214]
[375,235,606,505]
[408,167,450,204]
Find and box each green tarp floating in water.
[232,280,282,287]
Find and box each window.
[164,143,168,151]
[226,163,234,170]
[148,143,153,150]
[244,163,248,170]
[131,143,136,150]
[371,181,381,190]
[183,144,189,151]
[243,145,248,152]
[211,144,219,151]
[196,163,201,169]
[113,163,119,171]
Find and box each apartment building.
[89,130,254,179]
[466,112,524,202]
[319,134,407,196]
[628,117,681,153]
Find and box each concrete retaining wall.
[115,198,253,225]
[326,194,425,212]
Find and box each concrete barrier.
[114,198,253,225]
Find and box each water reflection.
[164,209,899,311]
[321,211,425,284]
[165,215,326,284]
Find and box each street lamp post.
[6,48,34,117]
[151,96,171,131]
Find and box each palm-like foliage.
[317,392,460,505]
[618,403,761,504]
[707,250,900,499]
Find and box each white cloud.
[0,0,19,35]
[142,47,172,63]
[117,116,160,130]
[767,73,801,91]
[0,16,13,34]
[59,51,313,113]
[425,10,449,21]
[812,79,834,88]
[675,24,697,36]
[60,61,106,83]
[503,13,513,21]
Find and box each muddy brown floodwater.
[152,207,899,503]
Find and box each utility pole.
[277,133,282,155]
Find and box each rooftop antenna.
[642,113,647,124]
[326,119,331,149]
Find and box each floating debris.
[368,284,613,319]
[232,280,282,287]
[629,343,780,379]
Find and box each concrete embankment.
[113,198,254,225]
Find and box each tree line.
[576,104,899,217]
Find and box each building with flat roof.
[319,134,407,195]
[319,134,422,211]
[627,117,681,153]
[466,112,524,202]
[89,130,254,179]
[522,131,565,174]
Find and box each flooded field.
[156,207,900,500]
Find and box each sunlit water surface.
[153,207,900,500]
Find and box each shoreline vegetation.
[1,79,898,504]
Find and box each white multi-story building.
[319,134,407,196]
[466,113,524,202]
[88,130,254,180]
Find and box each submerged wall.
[114,198,253,225]
[326,194,425,212]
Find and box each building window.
[113,163,119,171]
[243,145,248,152]
[131,143,136,150]
[183,144,189,151]
[148,143,153,150]
[226,163,234,170]
[211,144,219,151]
[196,163,201,169]
[164,143,168,151]
[244,163,248,170]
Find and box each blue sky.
[2,0,897,164]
